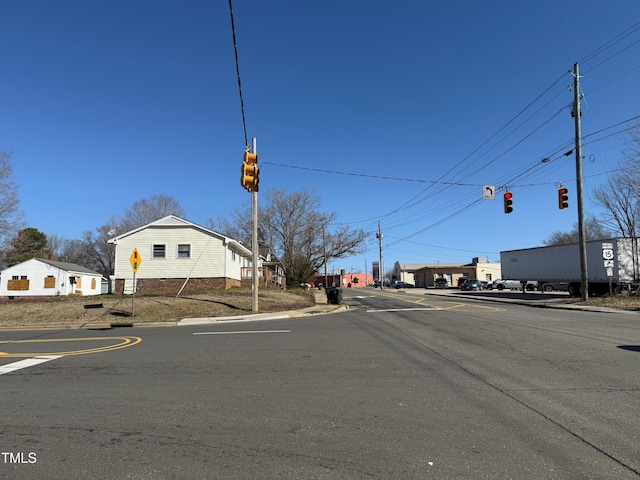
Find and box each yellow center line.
[0,336,142,358]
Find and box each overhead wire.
[228,0,249,147]
[361,20,640,257]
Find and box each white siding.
[0,259,102,297]
[113,226,248,281]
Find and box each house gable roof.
[107,215,252,257]
[2,258,102,277]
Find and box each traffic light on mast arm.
[558,187,568,209]
[240,146,259,192]
[503,191,513,214]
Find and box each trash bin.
[325,287,342,305]
[325,287,335,304]
[334,288,343,305]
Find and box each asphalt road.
[1,290,639,479]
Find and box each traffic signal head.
[503,191,513,214]
[558,187,568,209]
[243,147,258,165]
[241,162,259,192]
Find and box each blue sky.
[2,1,640,275]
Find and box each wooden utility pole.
[572,62,589,301]
[377,221,383,289]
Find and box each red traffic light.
[558,187,568,209]
[503,191,513,214]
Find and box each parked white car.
[491,279,538,291]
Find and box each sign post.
[130,248,141,316]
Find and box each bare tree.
[542,217,612,246]
[80,216,120,284]
[0,152,25,265]
[74,195,185,289]
[590,122,640,285]
[46,233,67,259]
[121,194,186,232]
[259,188,368,285]
[205,214,250,246]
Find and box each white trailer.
[500,238,640,297]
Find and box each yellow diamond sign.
[130,248,141,273]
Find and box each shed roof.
[2,258,102,277]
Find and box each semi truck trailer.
[500,238,640,297]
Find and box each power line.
[581,19,640,67]
[262,115,638,187]
[228,0,249,147]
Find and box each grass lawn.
[0,288,316,328]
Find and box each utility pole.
[251,136,259,312]
[365,258,368,286]
[323,224,328,289]
[377,221,383,289]
[571,62,589,301]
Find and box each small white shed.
[0,258,104,297]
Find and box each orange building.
[315,272,373,289]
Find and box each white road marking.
[193,330,291,336]
[366,308,440,313]
[0,355,62,376]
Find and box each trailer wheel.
[497,284,504,291]
[568,283,580,297]
[543,284,554,292]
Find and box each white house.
[108,215,253,295]
[0,258,103,297]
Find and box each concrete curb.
[178,313,292,325]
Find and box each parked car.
[394,281,414,289]
[461,279,484,291]
[540,281,569,292]
[492,279,538,291]
[434,277,449,288]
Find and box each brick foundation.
[114,277,240,296]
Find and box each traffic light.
[243,147,257,165]
[558,187,568,209]
[241,161,259,192]
[240,146,259,192]
[503,191,513,214]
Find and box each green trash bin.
[325,287,342,305]
[334,288,343,305]
[325,287,335,304]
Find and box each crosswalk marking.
[0,356,62,376]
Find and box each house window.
[232,251,237,262]
[177,244,191,258]
[153,244,166,259]
[44,276,56,288]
